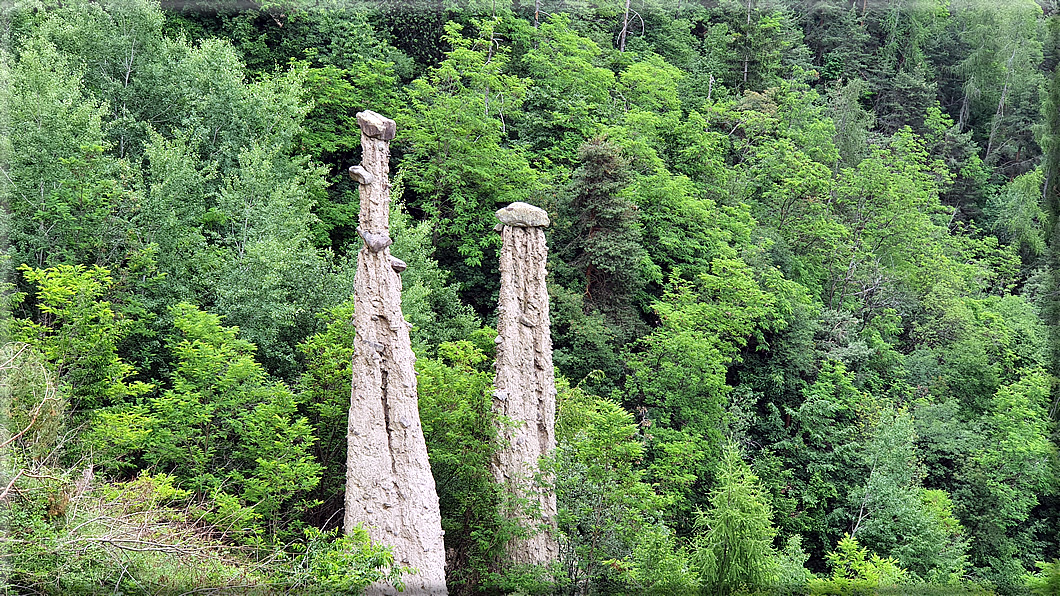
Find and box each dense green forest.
[3,0,1060,593]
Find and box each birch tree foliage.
[850,409,970,584]
[6,37,127,271]
[29,0,167,159]
[123,35,337,379]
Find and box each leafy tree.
[6,36,133,271]
[370,0,449,70]
[850,409,969,583]
[772,361,869,567]
[518,14,616,167]
[548,278,627,396]
[626,261,791,523]
[389,203,482,354]
[630,164,747,287]
[987,169,1046,260]
[31,0,171,160]
[293,526,410,594]
[618,54,683,115]
[808,534,907,595]
[958,370,1057,587]
[826,128,952,318]
[607,54,686,164]
[295,57,400,250]
[294,298,356,525]
[280,11,407,251]
[400,17,538,297]
[144,303,321,534]
[677,18,739,109]
[135,131,223,309]
[695,84,842,291]
[1027,559,1060,596]
[619,529,697,595]
[553,378,677,595]
[13,265,150,413]
[416,338,509,594]
[126,38,340,378]
[921,490,974,585]
[742,132,835,276]
[661,110,730,187]
[826,77,875,168]
[208,141,334,379]
[776,534,814,589]
[908,294,1047,414]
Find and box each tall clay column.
[491,202,559,565]
[345,111,447,595]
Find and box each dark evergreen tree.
[798,0,871,85]
[710,0,812,93]
[558,137,647,346]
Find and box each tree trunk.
[986,47,1018,160]
[743,0,752,86]
[619,0,631,52]
[491,202,559,565]
[345,111,448,595]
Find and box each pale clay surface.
[345,111,448,595]
[490,212,559,565]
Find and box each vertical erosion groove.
[380,367,396,475]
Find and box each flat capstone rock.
[496,202,550,228]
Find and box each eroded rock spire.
[345,110,447,595]
[491,201,559,565]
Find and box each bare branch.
[1,396,61,449]
[0,469,24,501]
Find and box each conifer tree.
[692,444,779,595]
[559,138,647,344]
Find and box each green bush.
[287,526,410,594]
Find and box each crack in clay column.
[345,110,447,595]
[491,201,559,566]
